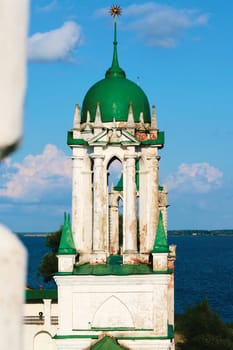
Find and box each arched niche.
[92,295,134,328]
[34,331,56,350]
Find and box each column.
[72,148,92,258]
[109,190,120,254]
[138,155,148,255]
[92,154,106,253]
[159,186,168,235]
[123,155,137,255]
[0,225,26,350]
[43,299,52,327]
[72,153,84,249]
[146,154,160,251]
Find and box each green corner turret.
[58,213,76,255]
[151,211,169,253]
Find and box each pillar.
[146,154,160,251]
[0,225,26,350]
[91,154,107,262]
[72,148,92,256]
[43,299,52,328]
[123,155,137,258]
[109,190,120,254]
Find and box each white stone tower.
[55,6,175,350]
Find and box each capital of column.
[124,153,138,160]
[146,155,160,161]
[71,155,84,160]
[90,154,105,168]
[124,154,138,169]
[90,153,105,160]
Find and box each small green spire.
[58,212,76,255]
[151,211,169,253]
[105,5,125,79]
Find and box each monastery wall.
[24,301,58,350]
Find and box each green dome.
[81,19,151,124]
[81,75,151,123]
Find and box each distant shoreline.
[16,230,233,237]
[168,230,233,237]
[17,233,48,237]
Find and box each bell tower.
[55,6,175,350]
[68,7,166,265]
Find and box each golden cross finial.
[109,5,122,19]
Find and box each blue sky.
[0,0,232,232]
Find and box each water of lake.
[19,235,233,323]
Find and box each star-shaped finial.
[109,5,122,18]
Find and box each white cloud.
[0,144,72,202]
[96,3,209,48]
[36,0,57,13]
[28,21,82,62]
[165,162,223,193]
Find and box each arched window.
[107,157,123,255]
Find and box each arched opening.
[107,157,123,255]
[107,157,122,188]
[34,331,56,350]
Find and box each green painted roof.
[67,132,88,146]
[25,289,57,302]
[91,336,127,350]
[151,211,169,253]
[81,18,150,124]
[58,212,76,255]
[70,260,172,275]
[141,131,165,146]
[67,131,164,147]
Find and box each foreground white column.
[0,1,28,158]
[0,225,27,350]
[0,2,29,350]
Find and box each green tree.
[37,227,62,282]
[176,299,233,350]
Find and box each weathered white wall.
[0,226,27,350]
[55,274,170,335]
[24,302,58,350]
